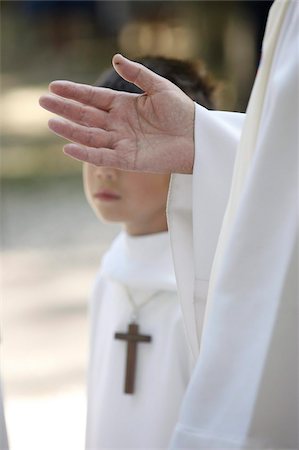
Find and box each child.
[83,56,215,449]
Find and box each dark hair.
[95,56,216,109]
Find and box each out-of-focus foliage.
[1,0,272,180]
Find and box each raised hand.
[39,54,195,174]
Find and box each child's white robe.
[168,0,298,448]
[85,231,194,449]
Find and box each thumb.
[112,54,171,95]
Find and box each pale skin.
[39,54,195,174]
[83,163,170,236]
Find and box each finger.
[48,81,117,110]
[112,54,173,95]
[48,118,112,149]
[39,94,108,128]
[63,143,127,169]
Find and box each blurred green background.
[1,0,272,181]
[0,2,272,449]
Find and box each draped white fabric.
[85,231,194,449]
[168,0,298,448]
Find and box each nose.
[95,166,118,182]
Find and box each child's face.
[83,163,170,236]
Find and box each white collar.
[100,231,177,292]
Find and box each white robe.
[85,231,194,449]
[168,0,298,448]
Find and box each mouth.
[93,189,121,201]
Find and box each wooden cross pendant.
[114,323,151,394]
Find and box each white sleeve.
[167,107,244,359]
[192,106,244,284]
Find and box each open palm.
[39,54,195,174]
